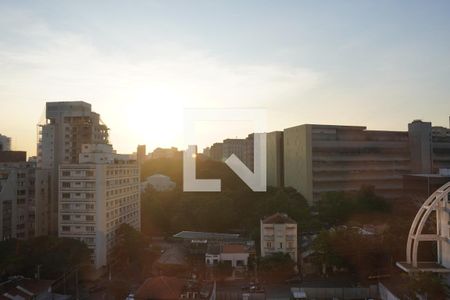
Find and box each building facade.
[260,213,297,262]
[58,144,140,269]
[283,121,450,204]
[283,124,412,204]
[136,144,146,165]
[0,157,36,240]
[266,131,284,187]
[37,101,109,235]
[209,143,223,161]
[0,134,11,151]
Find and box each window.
[279,242,283,249]
[62,226,70,232]
[86,215,94,221]
[267,242,272,248]
[62,171,70,176]
[86,226,95,232]
[62,215,70,221]
[62,193,70,199]
[62,182,70,188]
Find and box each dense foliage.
[0,236,90,280]
[258,252,296,280]
[314,186,391,226]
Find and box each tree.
[0,237,90,280]
[112,224,148,274]
[258,252,296,281]
[406,273,450,299]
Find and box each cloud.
[0,7,321,153]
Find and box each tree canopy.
[0,236,90,280]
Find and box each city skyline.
[1,0,450,156]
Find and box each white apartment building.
[260,213,297,262]
[58,144,140,269]
[37,101,109,235]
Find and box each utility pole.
[36,265,42,279]
[75,268,79,300]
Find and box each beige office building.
[284,124,411,204]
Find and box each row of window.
[61,214,94,222]
[61,170,95,177]
[106,203,139,220]
[62,192,94,200]
[106,186,139,197]
[106,194,139,209]
[106,212,139,230]
[106,168,138,177]
[62,181,96,189]
[61,225,95,233]
[61,203,95,211]
[106,177,139,187]
[265,241,295,249]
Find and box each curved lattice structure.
[403,182,450,271]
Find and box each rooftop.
[173,231,240,241]
[261,212,296,224]
[396,261,450,273]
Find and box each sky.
[0,0,449,156]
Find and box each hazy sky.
[1,0,449,156]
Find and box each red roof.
[135,276,185,299]
[261,212,296,224]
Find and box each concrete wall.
[266,131,283,187]
[283,125,313,203]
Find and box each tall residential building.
[58,144,140,269]
[37,101,109,234]
[136,144,146,165]
[0,134,11,151]
[0,153,36,240]
[284,124,411,204]
[266,131,284,187]
[260,213,297,262]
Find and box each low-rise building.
[58,144,140,270]
[205,243,250,268]
[141,174,176,192]
[260,213,297,262]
